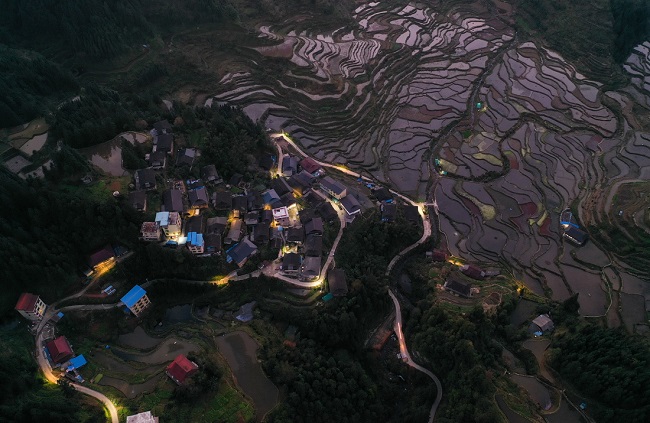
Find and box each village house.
[261,209,274,224]
[204,233,222,255]
[341,195,362,216]
[443,278,472,298]
[225,218,243,244]
[166,354,199,385]
[206,216,228,235]
[373,187,393,203]
[155,212,182,239]
[305,234,323,257]
[282,155,298,176]
[271,177,292,197]
[263,189,282,207]
[213,191,233,210]
[245,211,260,226]
[461,264,486,280]
[15,293,47,320]
[176,148,199,167]
[88,245,116,272]
[259,154,275,171]
[282,253,302,274]
[563,227,588,246]
[288,171,316,196]
[320,176,347,199]
[46,336,74,364]
[229,173,243,187]
[253,221,271,245]
[281,192,297,208]
[301,256,321,281]
[403,205,421,224]
[427,249,449,262]
[299,157,322,176]
[156,133,174,156]
[201,164,222,185]
[128,190,147,212]
[247,191,265,211]
[232,195,248,216]
[328,268,348,297]
[287,227,305,244]
[140,222,161,241]
[149,150,167,170]
[273,206,291,227]
[187,232,205,254]
[121,285,151,317]
[299,208,315,224]
[185,215,205,235]
[126,411,159,423]
[317,201,338,223]
[305,217,324,236]
[163,189,184,213]
[134,169,157,191]
[531,314,555,333]
[226,239,258,267]
[381,203,397,222]
[188,186,209,209]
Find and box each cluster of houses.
[426,250,501,299]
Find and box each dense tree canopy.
[549,324,650,422]
[0,46,78,127]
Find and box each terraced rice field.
[207,1,650,321]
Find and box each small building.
[253,221,270,245]
[341,195,361,216]
[163,189,184,213]
[304,217,324,236]
[563,227,588,246]
[460,264,486,280]
[531,314,555,333]
[271,177,292,197]
[273,206,290,227]
[187,232,205,254]
[373,187,393,203]
[245,211,260,226]
[305,234,323,257]
[225,219,243,244]
[188,186,209,209]
[67,355,88,371]
[88,245,116,271]
[320,176,347,199]
[140,222,161,241]
[299,208,315,224]
[201,165,222,184]
[299,157,322,176]
[206,216,228,235]
[185,215,205,235]
[259,154,275,171]
[317,201,338,223]
[15,293,47,320]
[232,195,248,215]
[226,239,258,267]
[204,233,222,255]
[288,171,316,196]
[126,411,159,423]
[236,301,256,322]
[155,212,182,239]
[46,336,74,364]
[214,191,233,210]
[381,203,397,222]
[149,150,167,170]
[328,269,348,297]
[443,278,472,298]
[166,354,199,385]
[229,173,243,187]
[128,190,147,212]
[134,169,157,191]
[282,155,298,176]
[427,249,448,262]
[301,256,321,281]
[248,192,265,211]
[280,192,297,208]
[282,253,302,273]
[287,227,305,244]
[176,148,199,167]
[156,133,174,155]
[121,285,151,317]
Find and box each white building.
[156,211,182,239]
[272,206,290,227]
[15,293,47,320]
[140,222,161,241]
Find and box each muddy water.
[522,338,554,383]
[217,331,279,422]
[495,394,529,423]
[80,132,147,176]
[117,326,163,350]
[510,374,552,410]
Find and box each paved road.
[389,290,442,423]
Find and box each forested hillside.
[0,46,78,127]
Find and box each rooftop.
[89,245,115,267]
[300,157,321,174]
[320,176,346,196]
[15,293,39,311]
[166,354,198,384]
[126,411,159,423]
[121,285,147,308]
[140,222,159,233]
[188,232,204,247]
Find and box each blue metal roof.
[121,285,146,308]
[57,312,64,318]
[188,232,204,247]
[67,355,87,370]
